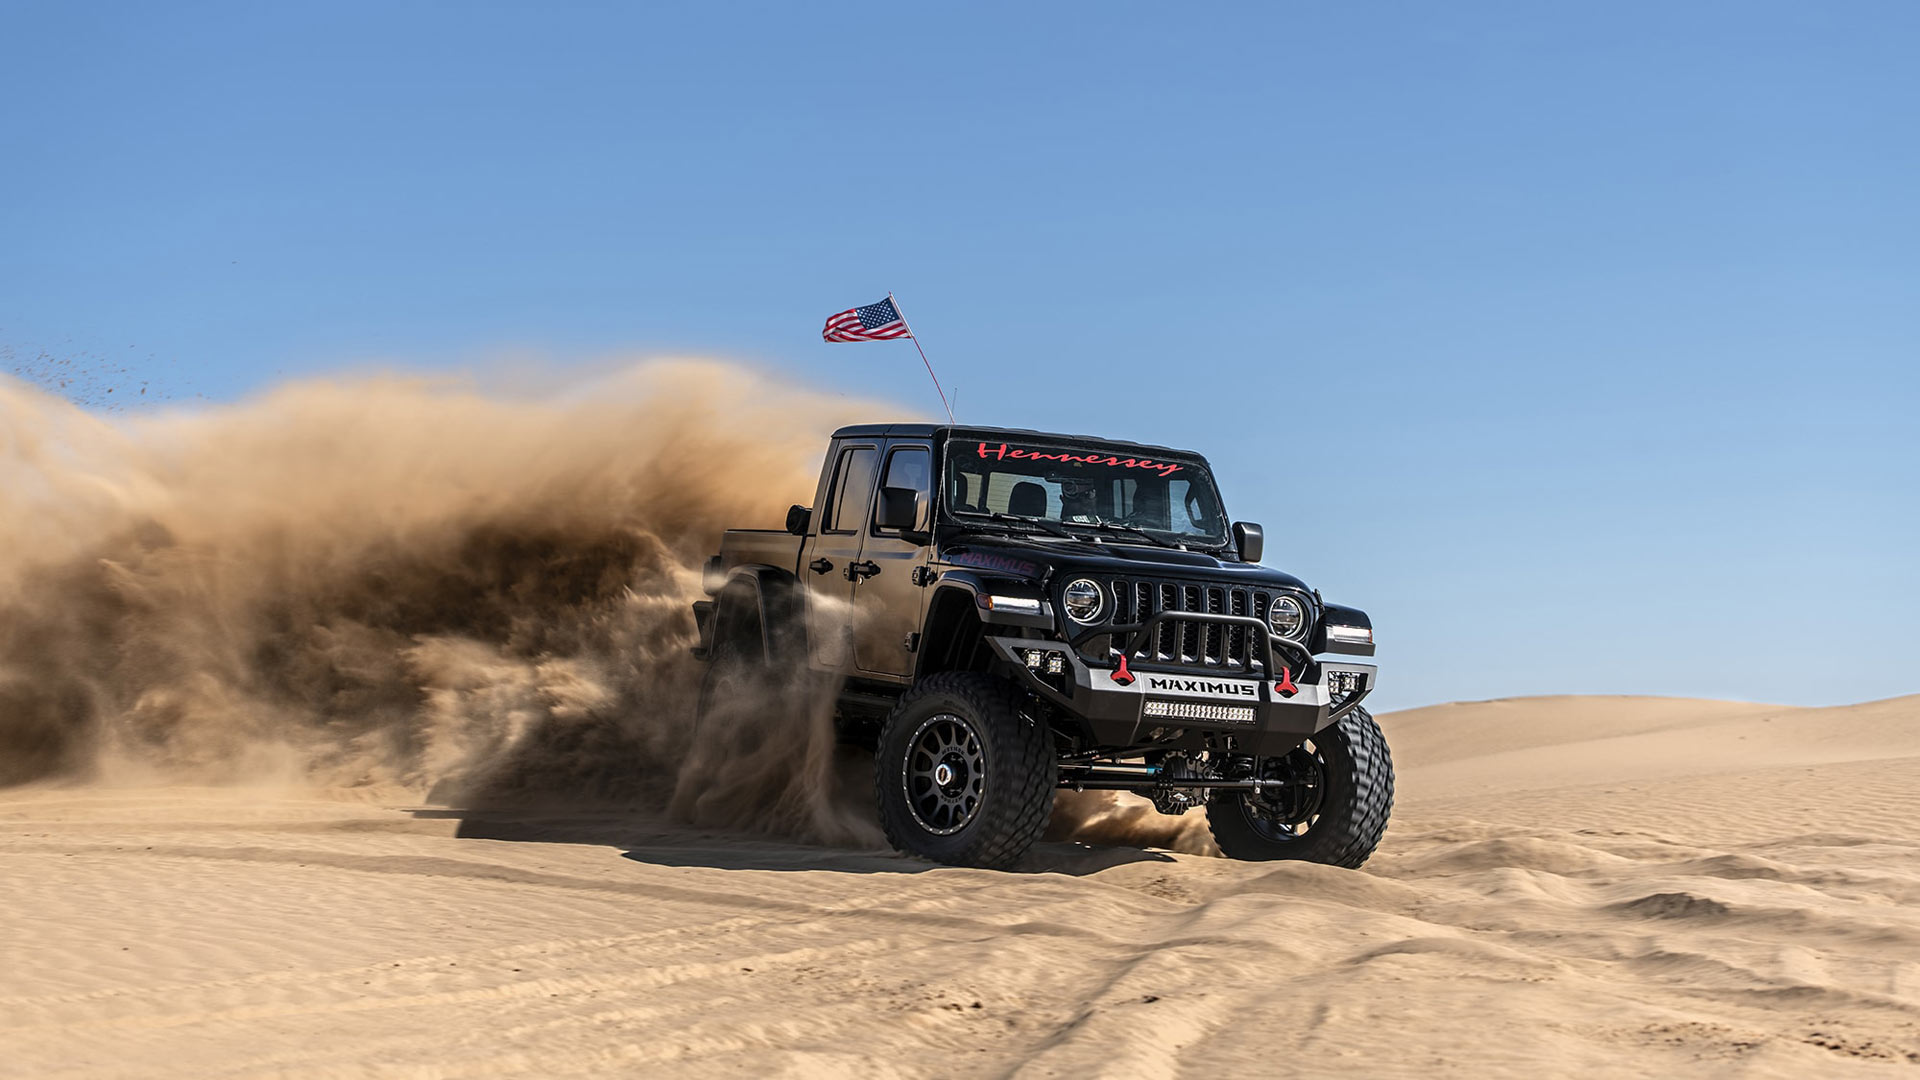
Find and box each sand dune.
[5,694,1919,1078]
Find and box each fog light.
[1046,654,1065,675]
[1023,649,1045,670]
[1327,670,1365,696]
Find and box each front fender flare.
[928,568,1054,630]
[1314,603,1374,657]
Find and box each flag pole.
[888,292,955,425]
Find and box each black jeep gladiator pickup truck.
[693,424,1388,870]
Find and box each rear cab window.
[824,446,880,533]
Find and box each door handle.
[808,558,834,575]
[844,560,880,581]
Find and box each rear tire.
[693,630,776,735]
[1207,706,1393,868]
[875,672,1056,870]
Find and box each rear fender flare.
[712,566,807,665]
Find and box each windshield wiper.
[1068,519,1188,551]
[976,512,1076,540]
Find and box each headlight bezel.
[1061,577,1106,625]
[1267,594,1309,641]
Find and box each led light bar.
[1326,625,1372,645]
[1142,700,1256,724]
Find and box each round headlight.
[1268,595,1306,640]
[1062,578,1105,624]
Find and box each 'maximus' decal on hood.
[971,442,1182,478]
[945,550,1040,577]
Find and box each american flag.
[822,296,912,342]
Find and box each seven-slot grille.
[1105,578,1302,673]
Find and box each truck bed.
[716,528,804,577]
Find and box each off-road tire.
[875,671,1056,870]
[693,636,770,739]
[1207,706,1393,868]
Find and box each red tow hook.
[1274,665,1298,698]
[1111,653,1135,686]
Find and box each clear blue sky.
[4,2,1915,711]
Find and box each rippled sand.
[5,694,1918,1078]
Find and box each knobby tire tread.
[876,671,1056,871]
[1207,706,1394,869]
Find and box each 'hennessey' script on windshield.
[974,442,1183,477]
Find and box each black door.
[852,441,933,678]
[804,442,880,670]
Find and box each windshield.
[943,435,1229,545]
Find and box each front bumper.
[986,634,1376,757]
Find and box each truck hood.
[936,532,1310,592]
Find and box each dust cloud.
[0,360,881,841]
[1046,790,1218,856]
[0,360,1215,855]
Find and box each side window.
[825,446,880,533]
[873,446,931,533]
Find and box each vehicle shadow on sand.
[407,806,1175,876]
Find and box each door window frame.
[869,442,933,538]
[821,444,881,536]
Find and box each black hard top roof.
[829,423,1201,460]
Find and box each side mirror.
[786,504,812,536]
[877,487,922,531]
[1232,521,1264,564]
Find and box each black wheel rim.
[1238,738,1329,842]
[903,713,986,836]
